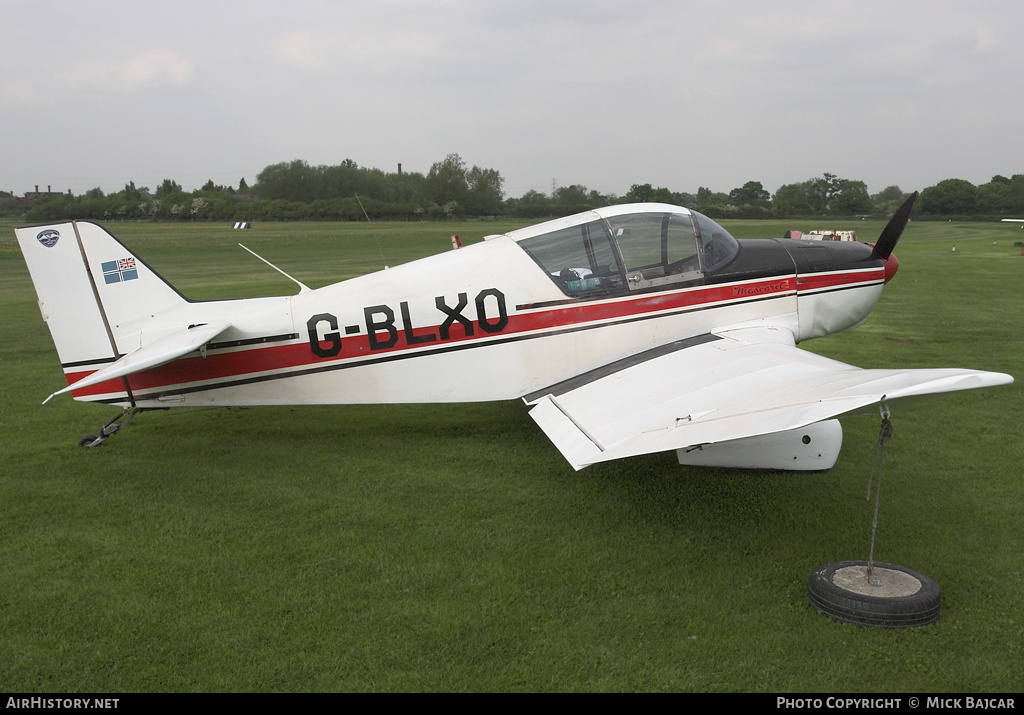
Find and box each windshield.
[515,207,739,298]
[690,211,739,273]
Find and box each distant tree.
[154,179,182,199]
[772,182,813,216]
[806,173,842,212]
[519,189,548,204]
[110,182,147,211]
[872,185,905,204]
[426,153,469,207]
[974,175,1024,215]
[466,165,505,215]
[832,179,873,214]
[201,179,230,193]
[255,160,321,202]
[552,184,589,205]
[728,181,770,205]
[189,197,208,219]
[976,181,1011,214]
[695,186,728,207]
[919,178,977,215]
[76,157,1024,222]
[1007,175,1024,214]
[442,200,466,220]
[870,185,907,215]
[318,162,360,199]
[624,183,654,202]
[772,173,873,216]
[651,187,675,203]
[381,168,427,205]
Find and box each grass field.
[1,216,1021,692]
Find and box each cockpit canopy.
[504,203,739,298]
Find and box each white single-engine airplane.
[15,193,1013,469]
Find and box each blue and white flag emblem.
[102,258,139,284]
[37,229,60,248]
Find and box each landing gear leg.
[78,407,142,448]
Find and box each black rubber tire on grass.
[808,560,940,628]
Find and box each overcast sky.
[3,0,1022,200]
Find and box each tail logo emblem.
[101,258,139,284]
[36,230,60,248]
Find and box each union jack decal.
[102,257,139,284]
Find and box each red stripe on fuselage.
[797,269,885,292]
[63,268,882,398]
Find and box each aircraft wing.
[44,322,232,403]
[525,327,1013,470]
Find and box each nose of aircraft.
[881,251,899,283]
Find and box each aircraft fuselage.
[56,208,887,408]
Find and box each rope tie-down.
[807,397,941,628]
[865,403,894,586]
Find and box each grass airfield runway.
[1,216,1020,692]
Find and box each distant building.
[17,185,67,205]
[784,229,858,242]
[806,229,858,241]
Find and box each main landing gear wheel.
[808,560,940,628]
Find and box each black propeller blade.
[872,191,918,260]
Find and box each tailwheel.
[77,407,142,448]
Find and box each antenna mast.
[355,194,389,270]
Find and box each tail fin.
[16,221,188,402]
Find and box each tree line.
[6,153,1024,223]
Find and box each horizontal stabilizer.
[45,322,232,403]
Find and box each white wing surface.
[525,328,1013,470]
[44,322,232,403]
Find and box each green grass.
[1,217,1021,692]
